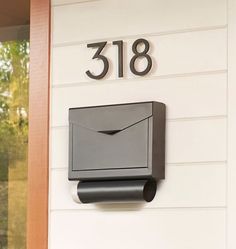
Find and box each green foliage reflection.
[0,40,29,249]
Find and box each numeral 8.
[130,39,152,76]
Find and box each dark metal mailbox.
[68,101,166,203]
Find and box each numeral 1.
[112,40,124,78]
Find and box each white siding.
[50,209,225,249]
[51,74,227,126]
[227,0,236,248]
[52,29,227,85]
[50,0,228,248]
[52,0,226,44]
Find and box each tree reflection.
[0,40,29,249]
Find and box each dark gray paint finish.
[72,119,149,171]
[68,101,166,181]
[77,179,157,203]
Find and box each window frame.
[27,0,50,248]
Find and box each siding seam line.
[52,25,227,48]
[50,115,227,130]
[51,70,227,89]
[51,161,227,171]
[49,206,227,212]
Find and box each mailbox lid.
[69,102,153,132]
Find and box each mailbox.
[68,101,166,203]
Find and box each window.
[0,4,30,248]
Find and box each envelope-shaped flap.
[69,102,153,132]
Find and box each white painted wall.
[49,0,232,248]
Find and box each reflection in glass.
[0,40,29,249]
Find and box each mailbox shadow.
[95,202,145,211]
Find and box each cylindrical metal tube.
[76,179,157,203]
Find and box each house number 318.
[86,39,152,80]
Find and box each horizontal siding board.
[52,0,98,6]
[50,118,226,169]
[51,127,68,169]
[52,29,227,85]
[50,164,226,210]
[50,209,225,249]
[167,118,226,163]
[51,74,227,127]
[52,0,226,44]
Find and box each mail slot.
[68,101,166,203]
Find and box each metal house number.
[86,39,152,80]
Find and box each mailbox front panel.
[68,102,165,181]
[72,118,149,171]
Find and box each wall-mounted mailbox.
[69,101,166,203]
